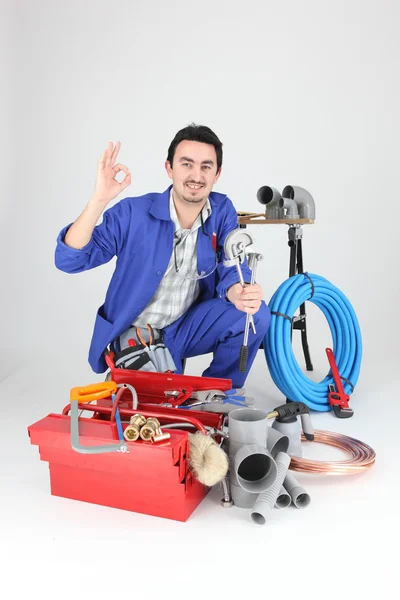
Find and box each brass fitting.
[152,431,171,444]
[139,417,161,442]
[123,414,147,442]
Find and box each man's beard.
[182,195,205,204]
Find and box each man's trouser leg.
[163,298,271,388]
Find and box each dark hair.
[167,123,223,172]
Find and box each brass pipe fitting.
[123,414,147,442]
[140,417,161,442]
[152,431,171,443]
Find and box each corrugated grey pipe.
[283,472,311,508]
[276,486,291,509]
[251,452,291,525]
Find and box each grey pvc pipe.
[228,408,277,494]
[282,185,316,219]
[230,482,257,509]
[283,472,311,509]
[266,427,289,457]
[257,186,281,206]
[272,419,302,457]
[250,452,291,525]
[228,408,269,446]
[256,186,284,219]
[278,197,299,219]
[231,443,277,493]
[276,486,291,509]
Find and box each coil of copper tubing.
[289,430,376,475]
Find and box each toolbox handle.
[70,381,117,403]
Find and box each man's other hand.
[226,283,263,314]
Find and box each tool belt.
[111,324,177,373]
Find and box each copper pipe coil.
[289,430,376,475]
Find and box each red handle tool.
[325,348,354,418]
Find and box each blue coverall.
[55,185,271,387]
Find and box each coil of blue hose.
[264,273,362,412]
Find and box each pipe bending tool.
[223,229,263,372]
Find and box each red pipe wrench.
[325,348,354,418]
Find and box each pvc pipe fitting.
[272,419,302,457]
[231,443,277,493]
[257,186,281,206]
[256,186,284,219]
[228,408,277,495]
[278,197,299,219]
[283,472,311,508]
[228,408,269,446]
[282,185,316,220]
[266,427,289,457]
[250,452,291,525]
[230,482,257,509]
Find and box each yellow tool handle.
[70,381,117,403]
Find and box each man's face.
[165,140,221,205]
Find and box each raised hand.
[93,141,131,206]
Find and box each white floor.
[1,346,396,600]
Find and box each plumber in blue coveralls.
[55,124,271,387]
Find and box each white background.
[1,0,399,598]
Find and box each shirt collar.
[169,190,212,234]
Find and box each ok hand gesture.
[93,141,131,207]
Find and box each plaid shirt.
[133,192,212,329]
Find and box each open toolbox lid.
[105,350,232,404]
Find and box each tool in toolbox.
[178,388,255,412]
[223,228,263,372]
[325,347,354,418]
[104,351,233,409]
[70,381,129,454]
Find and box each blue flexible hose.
[264,273,362,412]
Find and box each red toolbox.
[27,371,229,522]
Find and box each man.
[55,124,270,387]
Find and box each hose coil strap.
[264,273,362,412]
